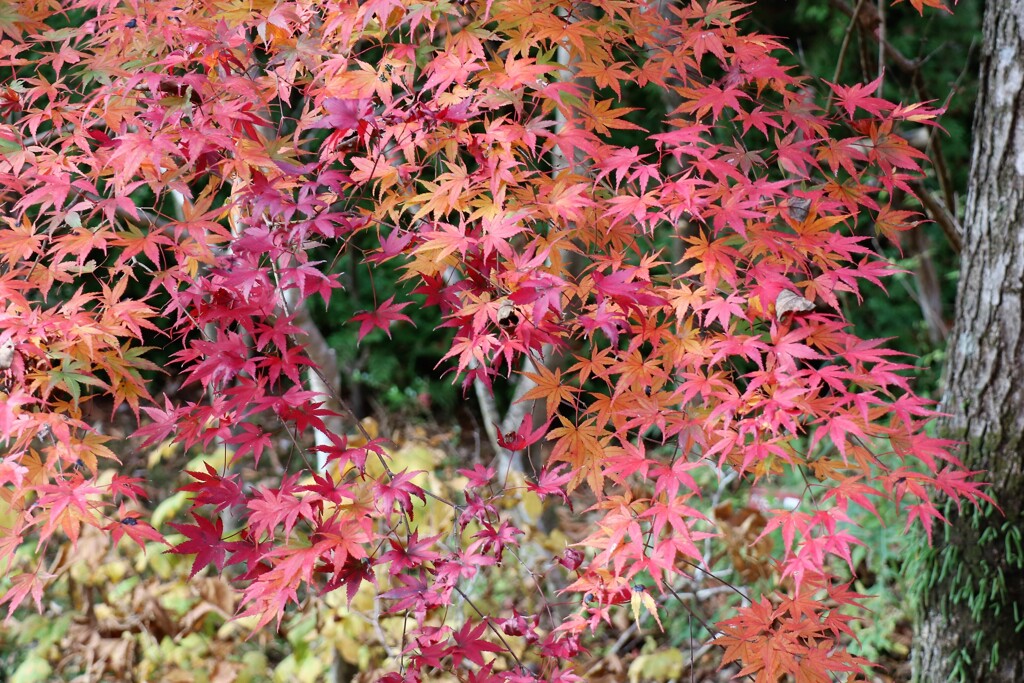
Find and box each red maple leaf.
[167,513,230,578]
[450,620,505,668]
[350,296,414,342]
[379,531,442,574]
[311,97,372,132]
[375,469,426,518]
[180,463,245,513]
[496,413,549,451]
[105,505,165,549]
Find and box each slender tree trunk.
[912,2,1024,680]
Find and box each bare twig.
[876,0,886,94]
[452,585,526,672]
[908,221,951,344]
[826,0,868,112]
[828,0,920,74]
[909,179,963,253]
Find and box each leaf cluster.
[0,0,989,680]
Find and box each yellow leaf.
[630,590,663,631]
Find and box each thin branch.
[451,585,526,672]
[828,0,966,256]
[907,221,951,344]
[913,38,977,217]
[470,356,501,453]
[876,0,885,95]
[909,179,963,253]
[828,0,920,74]
[826,0,868,113]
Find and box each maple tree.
[0,0,986,680]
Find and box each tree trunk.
[912,1,1024,680]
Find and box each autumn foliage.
[0,0,984,680]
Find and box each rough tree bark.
[912,1,1024,680]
